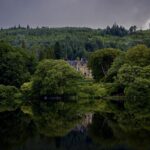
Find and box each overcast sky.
[0,0,150,29]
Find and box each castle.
[67,59,92,78]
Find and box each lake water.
[0,101,149,150]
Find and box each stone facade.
[67,59,92,78]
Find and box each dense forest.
[1,24,150,60]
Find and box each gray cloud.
[0,0,150,29]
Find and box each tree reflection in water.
[0,101,149,150]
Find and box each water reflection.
[0,101,149,150]
[89,112,150,150]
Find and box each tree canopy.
[31,59,83,99]
[0,42,30,87]
[88,48,121,81]
[1,26,150,60]
[126,45,150,67]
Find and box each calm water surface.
[0,101,149,150]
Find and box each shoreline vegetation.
[0,25,150,149]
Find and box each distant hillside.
[0,26,150,60]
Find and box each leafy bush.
[79,83,108,98]
[20,82,33,100]
[0,42,30,87]
[125,78,150,112]
[31,59,83,99]
[126,44,150,67]
[88,48,121,81]
[0,84,22,111]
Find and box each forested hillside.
[0,25,150,60]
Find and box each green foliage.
[105,82,124,96]
[117,64,142,86]
[105,53,125,82]
[32,102,82,137]
[20,82,33,100]
[103,23,128,37]
[32,59,83,99]
[0,85,20,101]
[23,50,38,74]
[79,83,108,98]
[129,25,137,34]
[38,47,54,61]
[54,41,63,59]
[102,44,150,116]
[117,64,150,86]
[125,78,150,112]
[0,42,30,87]
[112,46,150,113]
[88,48,121,81]
[0,85,22,111]
[1,27,150,60]
[139,65,150,79]
[0,27,149,137]
[126,44,150,67]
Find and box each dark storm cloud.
[0,0,150,29]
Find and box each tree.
[88,48,121,81]
[103,24,128,36]
[140,65,150,79]
[18,24,21,29]
[129,25,137,34]
[25,52,38,74]
[117,64,150,96]
[126,45,150,67]
[0,84,21,110]
[0,42,30,87]
[21,82,32,100]
[32,59,82,99]
[105,53,125,82]
[125,77,150,112]
[117,64,142,86]
[38,46,54,61]
[27,25,30,30]
[54,42,63,59]
[21,40,26,49]
[85,42,95,52]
